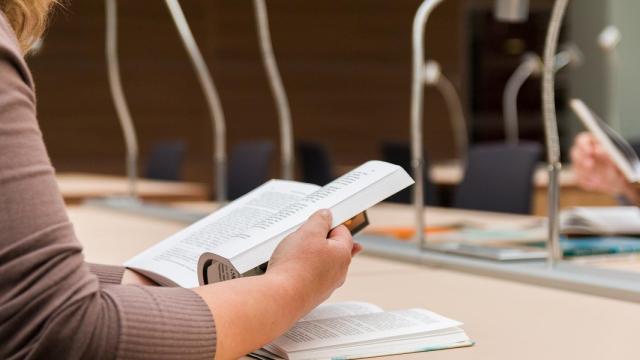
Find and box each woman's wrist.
[265,269,315,319]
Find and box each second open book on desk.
[252,301,472,360]
[124,160,414,288]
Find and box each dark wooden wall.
[29,0,465,191]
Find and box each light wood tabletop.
[68,203,640,360]
[56,172,209,204]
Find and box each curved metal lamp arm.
[411,0,445,249]
[541,0,569,265]
[253,0,294,180]
[503,54,541,145]
[165,0,228,202]
[436,75,468,164]
[504,45,580,146]
[106,0,139,198]
[553,44,583,72]
[424,62,468,164]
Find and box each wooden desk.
[56,172,209,204]
[69,204,640,359]
[430,162,617,216]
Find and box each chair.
[228,140,274,200]
[145,141,186,181]
[453,142,542,214]
[297,142,334,186]
[381,142,440,206]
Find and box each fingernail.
[318,209,331,219]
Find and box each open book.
[250,301,473,360]
[560,206,640,235]
[570,99,640,183]
[124,161,414,287]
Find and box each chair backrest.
[145,140,186,181]
[297,142,334,186]
[228,140,274,200]
[381,142,440,206]
[453,142,542,214]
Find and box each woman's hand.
[267,209,361,314]
[570,132,638,203]
[193,209,361,359]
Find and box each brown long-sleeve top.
[0,13,216,360]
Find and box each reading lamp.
[410,0,445,249]
[495,0,569,265]
[504,45,583,145]
[165,0,228,202]
[253,0,294,180]
[94,0,223,223]
[106,0,139,199]
[411,0,530,249]
[494,0,529,23]
[423,60,468,163]
[540,0,570,264]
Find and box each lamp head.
[550,44,584,73]
[423,60,441,85]
[559,43,584,68]
[494,0,529,23]
[598,25,622,52]
[521,52,543,76]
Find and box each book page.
[270,309,462,353]
[124,180,320,287]
[300,302,383,321]
[213,161,413,274]
[561,206,640,234]
[570,99,640,182]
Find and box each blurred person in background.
[570,132,640,205]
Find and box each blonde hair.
[1,0,58,53]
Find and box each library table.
[68,203,640,360]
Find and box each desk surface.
[56,172,209,204]
[69,203,640,360]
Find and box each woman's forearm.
[193,272,311,360]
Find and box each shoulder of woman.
[0,11,35,89]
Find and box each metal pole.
[411,0,444,250]
[105,0,138,198]
[253,0,294,180]
[434,72,468,164]
[541,0,569,265]
[165,0,227,202]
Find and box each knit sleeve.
[88,263,126,285]
[0,14,216,360]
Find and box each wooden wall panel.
[28,0,464,192]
